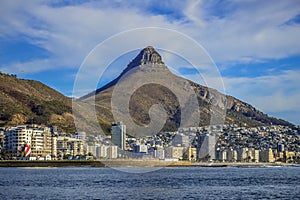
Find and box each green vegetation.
[0,71,17,78]
[0,73,75,132]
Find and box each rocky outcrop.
[127,46,164,67]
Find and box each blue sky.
[0,0,300,125]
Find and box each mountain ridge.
[80,46,294,134]
[0,46,295,134]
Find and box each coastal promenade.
[0,160,298,168]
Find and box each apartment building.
[4,125,57,159]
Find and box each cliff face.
[0,72,75,132]
[81,46,293,134]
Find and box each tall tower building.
[111,122,126,150]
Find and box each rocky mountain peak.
[126,46,165,70]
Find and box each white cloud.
[222,69,300,124]
[0,59,53,74]
[1,0,300,71]
[0,1,184,74]
[182,0,300,63]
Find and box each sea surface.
[0,166,299,199]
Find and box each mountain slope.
[81,46,293,134]
[0,72,75,132]
[1,46,293,135]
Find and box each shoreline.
[0,160,299,168]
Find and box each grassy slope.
[0,73,75,132]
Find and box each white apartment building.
[4,125,57,159]
[107,145,118,159]
[97,145,108,158]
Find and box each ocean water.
[0,166,299,199]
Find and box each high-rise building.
[111,122,126,150]
[4,126,32,158]
[197,133,217,161]
[4,125,57,159]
